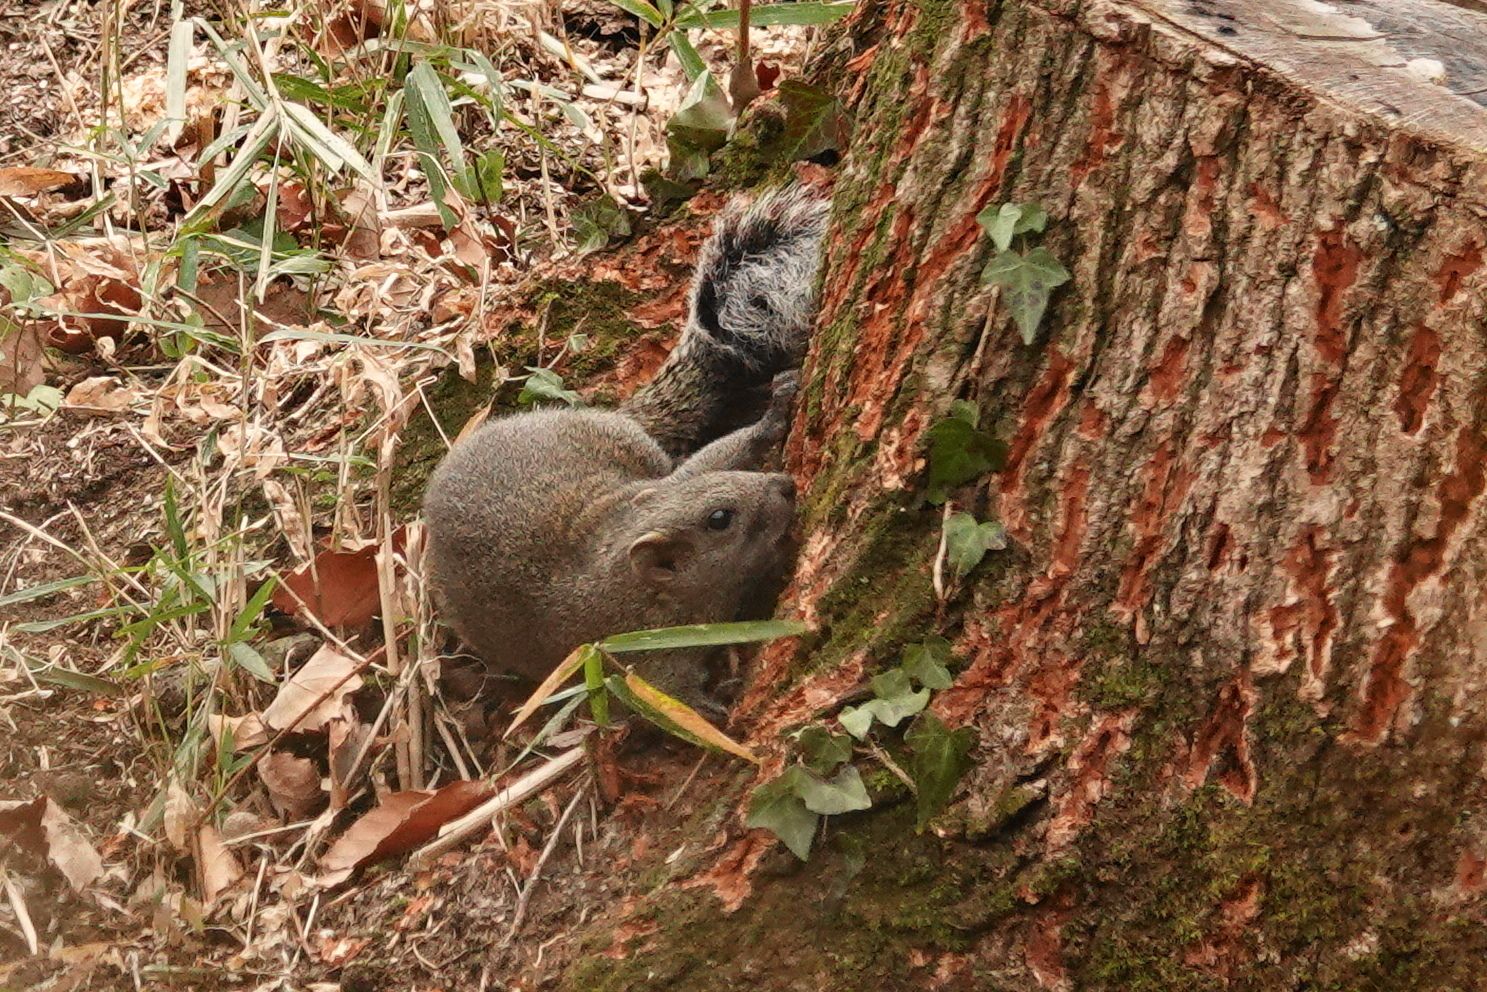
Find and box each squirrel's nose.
[771,474,796,501]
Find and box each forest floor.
[0,0,834,987]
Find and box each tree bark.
[565,1,1487,988]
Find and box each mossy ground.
[390,278,646,515]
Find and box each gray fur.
[687,185,830,369]
[424,384,799,711]
[623,185,829,458]
[424,188,828,711]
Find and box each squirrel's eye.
[706,508,735,531]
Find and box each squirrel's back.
[423,409,670,676]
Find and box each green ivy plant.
[977,201,1070,344]
[747,636,978,859]
[924,400,1006,506]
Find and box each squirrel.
[423,187,829,712]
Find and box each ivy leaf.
[841,670,932,739]
[768,80,849,163]
[944,512,1007,577]
[905,713,977,830]
[746,782,819,860]
[902,637,954,690]
[867,688,932,729]
[518,367,581,407]
[981,247,1071,345]
[571,194,632,254]
[795,724,854,774]
[870,668,914,700]
[791,764,872,815]
[666,70,732,180]
[838,704,876,740]
[975,202,1049,252]
[925,411,1007,505]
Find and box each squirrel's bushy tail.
[624,186,829,459]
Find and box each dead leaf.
[163,781,198,852]
[340,183,382,260]
[453,404,491,444]
[261,644,364,735]
[327,704,372,812]
[505,646,590,740]
[0,321,46,398]
[317,779,492,885]
[62,375,136,412]
[196,823,243,905]
[257,750,325,819]
[259,479,312,561]
[206,712,269,752]
[0,796,104,892]
[272,528,406,630]
[0,167,81,197]
[316,934,369,967]
[194,275,312,339]
[507,834,540,875]
[277,182,314,232]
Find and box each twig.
[867,739,917,793]
[1,869,37,956]
[504,781,588,945]
[666,753,710,809]
[409,747,585,868]
[931,501,953,601]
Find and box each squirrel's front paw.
[764,371,800,427]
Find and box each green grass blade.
[600,619,809,654]
[676,1,854,28]
[405,63,471,197]
[0,575,96,609]
[607,0,666,28]
[182,114,278,227]
[670,32,707,81]
[280,102,379,182]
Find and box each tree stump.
[567,1,1487,988]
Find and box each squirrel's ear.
[628,531,691,586]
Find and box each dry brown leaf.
[317,779,492,885]
[196,823,243,905]
[0,796,104,892]
[257,750,326,819]
[206,712,269,752]
[277,182,314,232]
[327,704,372,812]
[194,276,312,339]
[162,781,198,852]
[316,934,369,967]
[452,404,491,444]
[260,644,364,735]
[0,320,46,398]
[272,528,406,630]
[340,183,382,260]
[259,479,312,561]
[0,167,81,197]
[505,646,589,740]
[61,375,136,412]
